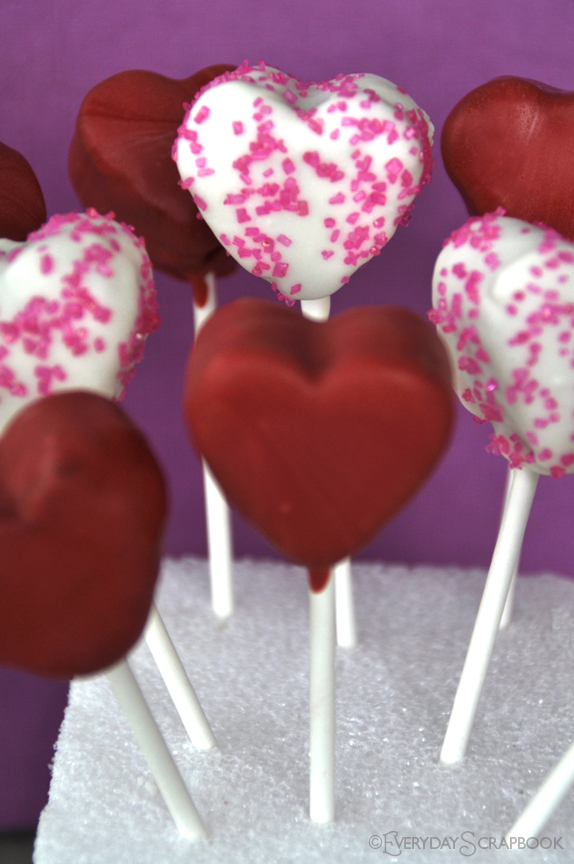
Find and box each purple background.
[3,0,574,830]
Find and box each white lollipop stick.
[499,467,517,631]
[144,604,216,750]
[300,296,357,649]
[193,272,234,619]
[105,658,207,840]
[440,466,539,764]
[309,571,336,822]
[506,739,574,841]
[300,296,331,322]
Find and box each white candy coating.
[0,209,159,433]
[431,210,574,477]
[174,61,433,302]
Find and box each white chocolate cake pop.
[0,208,159,431]
[431,208,574,478]
[174,60,433,302]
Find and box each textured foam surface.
[35,558,574,863]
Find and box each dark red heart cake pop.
[441,76,574,239]
[0,140,46,240]
[184,298,454,589]
[0,391,167,678]
[68,65,237,296]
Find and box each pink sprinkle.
[263,168,274,177]
[341,276,350,284]
[385,157,403,183]
[220,234,231,245]
[236,208,251,223]
[272,262,288,278]
[330,230,340,242]
[233,121,244,135]
[324,218,336,228]
[330,129,340,140]
[194,195,207,211]
[290,284,302,295]
[277,234,292,246]
[224,194,246,205]
[40,254,54,275]
[329,192,345,205]
[282,158,296,174]
[194,105,210,124]
[346,212,360,225]
[283,89,297,105]
[94,338,106,352]
[322,251,334,259]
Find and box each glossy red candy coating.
[68,65,237,282]
[184,298,453,581]
[0,141,46,241]
[0,391,167,678]
[442,76,574,239]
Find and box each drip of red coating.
[308,568,331,592]
[191,273,209,308]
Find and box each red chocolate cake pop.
[0,140,46,241]
[0,391,167,678]
[441,77,574,239]
[68,65,237,299]
[184,297,453,589]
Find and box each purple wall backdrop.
[2,0,574,830]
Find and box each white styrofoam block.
[35,558,574,863]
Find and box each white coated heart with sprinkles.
[174,60,433,302]
[0,209,159,433]
[430,209,574,477]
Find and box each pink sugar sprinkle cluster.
[0,210,159,404]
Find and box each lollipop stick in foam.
[301,297,357,648]
[144,604,216,750]
[105,658,207,839]
[192,271,234,619]
[185,298,453,823]
[440,466,538,764]
[506,737,574,842]
[309,570,336,822]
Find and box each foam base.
[35,558,574,863]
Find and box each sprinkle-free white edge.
[36,557,574,863]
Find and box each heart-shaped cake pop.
[0,141,46,241]
[0,391,167,678]
[430,209,574,478]
[174,61,433,302]
[0,208,159,433]
[185,297,453,585]
[441,77,574,239]
[68,65,237,286]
